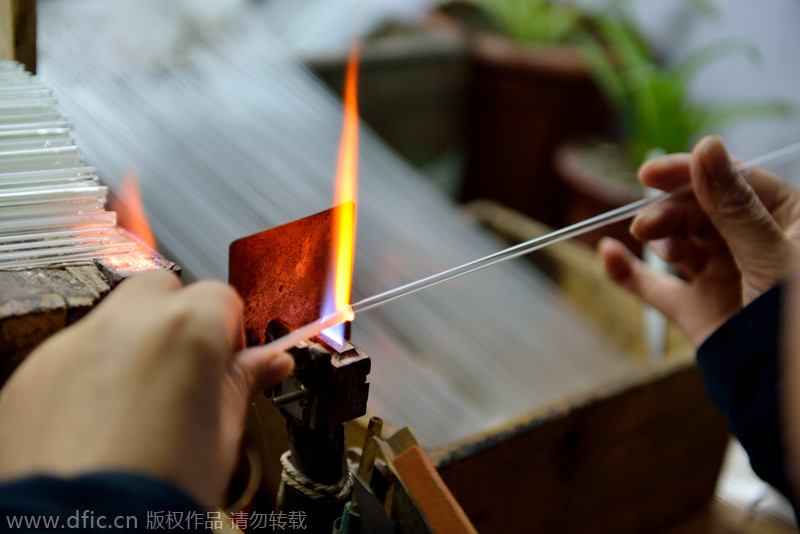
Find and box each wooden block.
[0,264,108,367]
[393,445,477,534]
[0,250,179,384]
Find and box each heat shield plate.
[229,202,353,347]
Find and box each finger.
[229,287,247,353]
[82,271,183,331]
[599,237,689,321]
[115,270,182,297]
[642,148,800,230]
[691,136,792,271]
[632,198,728,253]
[648,237,685,263]
[638,153,693,191]
[647,236,709,278]
[741,165,800,230]
[179,280,244,356]
[232,348,294,397]
[630,194,707,241]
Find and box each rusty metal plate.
[229,203,354,347]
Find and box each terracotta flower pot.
[554,140,644,255]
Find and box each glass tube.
[351,140,800,315]
[0,211,115,235]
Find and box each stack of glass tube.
[0,61,133,269]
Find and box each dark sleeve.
[0,472,211,533]
[696,283,792,500]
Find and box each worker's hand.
[600,136,800,346]
[0,271,294,505]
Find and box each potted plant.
[555,11,795,251]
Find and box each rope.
[280,451,354,501]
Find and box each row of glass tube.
[0,61,133,268]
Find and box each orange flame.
[322,44,360,346]
[106,170,162,272]
[112,170,157,250]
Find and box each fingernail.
[628,219,639,238]
[700,135,732,183]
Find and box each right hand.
[599,136,800,346]
[0,271,294,506]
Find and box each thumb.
[231,348,295,398]
[691,136,790,269]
